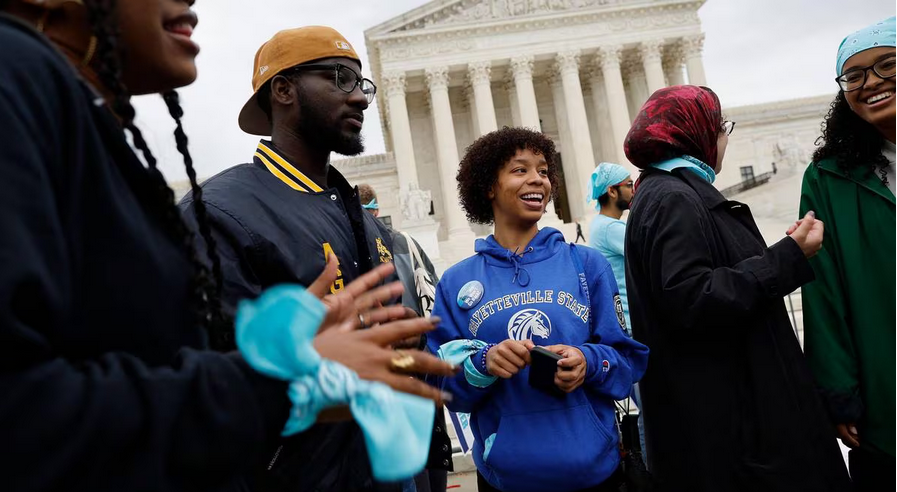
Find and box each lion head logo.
[507,309,552,341]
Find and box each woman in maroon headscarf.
[622,86,852,492]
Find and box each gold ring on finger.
[389,351,416,372]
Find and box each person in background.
[359,183,381,218]
[587,163,634,333]
[623,85,852,492]
[428,127,648,492]
[360,183,454,492]
[585,162,646,468]
[798,16,896,489]
[179,26,430,492]
[574,221,586,243]
[0,1,454,491]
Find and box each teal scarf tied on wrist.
[235,285,435,482]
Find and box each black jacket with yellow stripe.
[179,140,399,492]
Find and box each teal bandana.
[649,155,716,184]
[587,162,631,207]
[837,16,896,76]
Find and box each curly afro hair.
[813,91,888,175]
[456,127,559,224]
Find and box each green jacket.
[800,157,895,457]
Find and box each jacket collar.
[817,158,895,205]
[646,167,728,209]
[252,140,324,193]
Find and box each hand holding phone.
[528,346,565,397]
[549,345,587,393]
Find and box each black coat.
[0,16,288,492]
[624,169,852,492]
[180,151,401,492]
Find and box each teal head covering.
[836,16,896,76]
[362,198,379,210]
[588,162,631,206]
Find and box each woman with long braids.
[0,1,456,490]
[797,17,896,488]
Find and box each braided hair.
[84,0,231,349]
[813,91,888,175]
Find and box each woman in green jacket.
[798,16,895,489]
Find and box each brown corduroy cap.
[238,26,360,136]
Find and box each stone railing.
[719,171,774,198]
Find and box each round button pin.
[457,280,485,310]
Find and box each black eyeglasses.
[836,56,896,92]
[286,63,377,103]
[722,120,736,136]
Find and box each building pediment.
[367,0,688,37]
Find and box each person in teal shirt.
[586,162,647,468]
[587,163,634,333]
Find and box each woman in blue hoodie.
[428,127,649,492]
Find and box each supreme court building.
[330,0,831,267]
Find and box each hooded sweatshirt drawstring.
[473,228,567,288]
[507,247,534,287]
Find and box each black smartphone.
[528,346,565,398]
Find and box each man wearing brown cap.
[179,27,403,492]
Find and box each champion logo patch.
[602,360,610,373]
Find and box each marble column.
[548,67,583,222]
[468,61,498,136]
[597,45,632,167]
[683,33,707,86]
[510,55,541,131]
[663,43,686,86]
[639,39,666,95]
[382,71,419,193]
[425,66,473,238]
[504,75,522,127]
[623,57,649,119]
[464,83,479,138]
[587,66,616,165]
[555,50,596,218]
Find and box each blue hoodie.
[429,228,649,492]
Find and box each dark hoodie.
[428,228,648,492]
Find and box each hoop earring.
[81,36,97,67]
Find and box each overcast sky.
[133,0,895,182]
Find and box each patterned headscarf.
[623,85,723,170]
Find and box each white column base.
[401,218,442,263]
[438,228,478,268]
